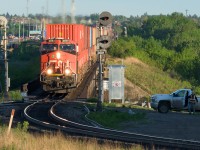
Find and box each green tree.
[108,38,135,58]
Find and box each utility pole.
[46,0,49,24]
[0,16,9,101]
[27,0,30,37]
[41,6,45,40]
[22,19,24,40]
[18,22,21,43]
[71,0,76,23]
[185,9,188,17]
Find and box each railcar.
[40,24,97,93]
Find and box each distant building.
[29,30,41,39]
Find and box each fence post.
[7,109,15,135]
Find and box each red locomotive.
[40,24,97,93]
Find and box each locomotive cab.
[41,38,78,54]
[40,38,79,93]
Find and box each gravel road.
[119,109,200,141]
[55,102,200,142]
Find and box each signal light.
[99,11,112,26]
[98,36,111,49]
[98,11,112,50]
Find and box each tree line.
[1,12,200,90]
[109,12,200,89]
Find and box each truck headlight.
[151,95,157,102]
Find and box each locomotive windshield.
[41,44,58,54]
[60,44,75,51]
[60,44,76,54]
[43,44,58,51]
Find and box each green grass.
[0,127,144,150]
[86,97,98,103]
[125,63,191,95]
[0,90,22,102]
[88,109,146,128]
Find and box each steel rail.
[23,100,200,150]
[50,101,200,150]
[24,101,135,140]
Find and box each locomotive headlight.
[65,68,71,75]
[47,68,53,75]
[56,52,61,59]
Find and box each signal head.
[99,11,112,26]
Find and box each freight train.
[40,24,98,93]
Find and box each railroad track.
[66,62,98,100]
[24,100,200,150]
[22,60,200,149]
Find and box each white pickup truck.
[150,89,200,113]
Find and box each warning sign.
[112,81,121,87]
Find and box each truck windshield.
[173,90,186,97]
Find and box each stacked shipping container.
[45,24,97,52]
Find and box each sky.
[0,0,200,17]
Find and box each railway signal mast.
[96,12,112,111]
[0,16,10,101]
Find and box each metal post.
[99,54,103,102]
[4,22,9,100]
[0,16,9,101]
[18,22,20,43]
[13,24,15,36]
[28,18,30,38]
[7,109,15,135]
[23,19,24,40]
[96,54,103,111]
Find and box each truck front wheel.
[158,102,170,113]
